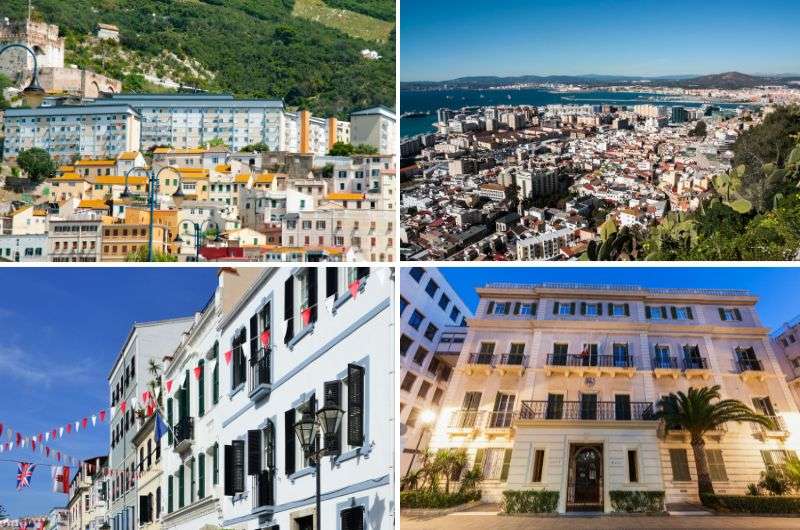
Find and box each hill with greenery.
[3,0,395,118]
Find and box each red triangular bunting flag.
[56,451,61,462]
[45,447,50,457]
[193,366,202,380]
[349,279,360,299]
[146,403,155,417]
[120,401,127,413]
[0,423,3,437]
[51,429,57,439]
[82,418,88,429]
[301,307,312,326]
[224,350,232,365]
[37,433,43,443]
[142,390,150,403]
[99,410,106,422]
[260,329,270,347]
[166,380,174,393]
[66,423,71,434]
[16,433,21,446]
[31,440,35,451]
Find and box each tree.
[353,143,379,155]
[125,246,178,262]
[321,163,334,178]
[328,142,354,156]
[17,148,57,182]
[654,386,774,497]
[0,73,11,110]
[205,137,227,148]
[240,142,270,153]
[122,73,148,92]
[689,120,707,138]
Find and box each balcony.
[447,410,487,434]
[518,400,656,423]
[661,422,727,441]
[464,353,495,376]
[683,357,712,380]
[750,415,789,440]
[652,356,680,379]
[485,411,516,436]
[173,417,194,454]
[248,348,272,402]
[737,359,766,382]
[497,354,529,376]
[544,354,636,378]
[251,470,275,514]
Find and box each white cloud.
[0,344,91,387]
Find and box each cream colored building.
[133,415,163,529]
[67,456,110,530]
[422,281,800,512]
[772,316,800,409]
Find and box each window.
[493,302,510,315]
[400,335,413,356]
[531,449,545,482]
[400,296,409,315]
[408,310,424,330]
[409,267,425,282]
[474,448,512,481]
[424,323,438,341]
[519,303,535,315]
[401,372,417,392]
[413,345,429,365]
[582,302,601,316]
[705,449,728,481]
[341,506,365,530]
[654,344,672,368]
[610,303,630,317]
[546,394,564,419]
[417,381,432,400]
[432,388,443,405]
[450,307,461,322]
[615,394,631,420]
[406,407,419,428]
[628,450,639,482]
[646,306,665,320]
[762,450,799,472]
[719,308,742,321]
[669,449,691,481]
[673,306,693,320]
[557,302,574,315]
[438,293,451,311]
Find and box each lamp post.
[0,43,46,107]
[120,165,180,261]
[294,405,344,530]
[178,219,217,261]
[404,409,436,479]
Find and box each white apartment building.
[350,107,396,155]
[108,317,194,530]
[516,227,577,261]
[158,266,394,530]
[3,105,141,163]
[0,233,48,262]
[424,280,800,512]
[48,217,103,263]
[399,267,471,475]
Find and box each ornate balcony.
[544,354,636,378]
[518,400,655,423]
[661,422,727,441]
[750,415,789,440]
[485,411,516,436]
[447,410,486,434]
[652,356,680,379]
[497,354,529,376]
[737,359,766,382]
[173,416,194,454]
[464,353,495,376]
[683,357,712,380]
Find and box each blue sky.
[439,267,800,331]
[0,268,218,517]
[400,0,800,81]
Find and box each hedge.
[400,490,481,509]
[701,493,800,514]
[502,490,559,513]
[609,491,665,513]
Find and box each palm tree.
[433,449,467,494]
[147,359,163,408]
[654,386,775,496]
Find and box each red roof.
[200,247,245,260]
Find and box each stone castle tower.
[0,19,65,84]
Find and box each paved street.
[401,512,800,529]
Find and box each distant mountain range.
[401,72,800,91]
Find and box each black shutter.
[223,444,234,496]
[552,302,559,314]
[734,308,742,321]
[624,303,630,316]
[326,267,339,299]
[597,303,602,315]
[645,306,651,319]
[232,440,245,493]
[248,430,261,475]
[284,409,296,475]
[580,302,586,315]
[266,419,276,470]
[308,268,318,323]
[487,301,495,314]
[513,302,520,315]
[569,302,576,315]
[356,267,369,279]
[139,496,147,523]
[324,380,342,453]
[670,306,678,319]
[347,364,365,447]
[687,306,694,320]
[608,303,613,315]
[249,313,258,363]
[284,276,294,343]
[718,307,725,320]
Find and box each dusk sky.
[400,0,800,81]
[439,267,800,331]
[0,268,218,517]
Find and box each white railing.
[483,282,752,297]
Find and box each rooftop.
[482,282,753,298]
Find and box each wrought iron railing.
[484,282,751,297]
[499,354,529,367]
[652,356,678,369]
[683,357,710,370]
[546,354,635,368]
[248,347,271,393]
[737,359,763,372]
[448,410,487,429]
[487,411,516,428]
[468,353,496,365]
[173,417,194,446]
[519,400,655,421]
[751,415,788,433]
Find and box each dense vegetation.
[3,0,394,118]
[324,0,395,21]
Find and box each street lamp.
[0,43,46,107]
[404,409,436,479]
[294,405,344,530]
[179,219,218,261]
[120,165,180,261]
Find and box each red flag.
[193,366,202,380]
[45,447,50,457]
[301,307,312,326]
[224,350,232,365]
[51,429,58,439]
[146,403,155,417]
[260,329,270,347]
[53,465,70,494]
[99,410,106,422]
[37,433,43,443]
[66,423,71,434]
[349,279,360,299]
[82,418,88,429]
[120,401,127,414]
[31,440,35,451]
[0,423,3,437]
[142,390,151,403]
[166,380,174,393]
[16,432,21,446]
[56,451,61,462]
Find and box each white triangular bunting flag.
[91,415,97,427]
[75,421,80,432]
[59,427,64,438]
[45,432,50,442]
[110,405,117,420]
[130,397,138,410]
[377,267,390,285]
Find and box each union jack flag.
[16,462,36,491]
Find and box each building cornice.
[476,285,758,305]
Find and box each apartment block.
[350,106,396,155]
[48,217,103,262]
[399,267,471,476]
[422,280,800,512]
[772,316,800,408]
[67,457,109,530]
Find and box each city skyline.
[0,269,218,517]
[400,0,800,81]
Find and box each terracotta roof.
[153,147,207,155]
[75,159,116,167]
[92,175,148,186]
[78,199,108,210]
[325,193,364,201]
[117,151,140,160]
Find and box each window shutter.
[284,276,294,343]
[198,361,205,417]
[166,398,173,444]
[513,302,520,315]
[645,306,651,319]
[718,307,725,320]
[198,453,205,499]
[500,448,513,480]
[324,380,342,453]
[570,302,576,315]
[670,306,677,319]
[213,443,219,485]
[473,448,486,472]
[248,430,262,476]
[232,439,245,493]
[139,496,147,524]
[347,363,365,447]
[608,303,613,315]
[734,308,742,321]
[624,303,630,316]
[552,301,559,314]
[212,361,219,405]
[596,303,602,315]
[178,465,184,508]
[223,445,234,496]
[266,419,276,470]
[326,267,339,299]
[342,507,365,530]
[356,267,370,280]
[308,268,318,323]
[580,302,586,315]
[687,306,694,320]
[487,301,495,315]
[284,408,296,475]
[249,313,258,362]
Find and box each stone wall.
[38,67,122,97]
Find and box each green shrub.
[759,468,792,496]
[400,489,481,509]
[609,491,665,513]
[502,490,559,514]
[701,493,800,513]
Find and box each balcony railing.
[499,354,529,367]
[252,470,274,511]
[683,357,710,370]
[751,415,788,434]
[173,417,194,448]
[652,356,678,369]
[448,410,487,429]
[737,359,763,372]
[487,411,516,429]
[545,354,635,368]
[519,400,656,421]
[468,353,496,365]
[249,348,272,391]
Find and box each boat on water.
[400,110,430,118]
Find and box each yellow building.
[133,415,163,529]
[50,173,92,202]
[101,222,171,261]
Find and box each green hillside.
[3,0,395,118]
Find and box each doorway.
[567,444,603,511]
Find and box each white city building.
[350,107,396,155]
